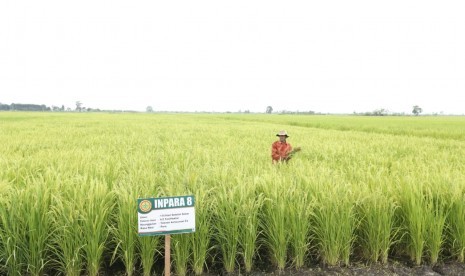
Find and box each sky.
[1,1,464,114]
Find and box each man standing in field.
[271,130,300,163]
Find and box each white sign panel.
[138,195,195,236]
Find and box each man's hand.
[285,147,301,160]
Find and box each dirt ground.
[101,257,465,276]
[242,262,465,276]
[202,259,465,276]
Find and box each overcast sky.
[1,1,464,114]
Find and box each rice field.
[1,112,465,275]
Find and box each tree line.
[0,102,102,112]
[0,103,51,111]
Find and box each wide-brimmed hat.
[276,130,289,137]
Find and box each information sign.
[137,195,195,236]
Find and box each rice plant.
[0,188,27,276]
[189,186,215,275]
[111,183,140,276]
[22,179,53,276]
[138,235,160,276]
[50,185,85,276]
[260,179,289,270]
[172,233,191,276]
[80,180,115,276]
[0,112,464,274]
[357,190,397,264]
[397,181,427,265]
[238,181,264,272]
[448,186,465,262]
[286,181,313,268]
[214,185,242,273]
[424,187,450,265]
[311,183,357,266]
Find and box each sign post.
[137,195,195,276]
[165,234,171,276]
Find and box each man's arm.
[287,146,301,159]
[271,142,280,161]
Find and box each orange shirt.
[271,141,293,163]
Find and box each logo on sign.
[139,199,152,213]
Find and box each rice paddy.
[1,112,464,275]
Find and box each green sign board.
[138,195,195,236]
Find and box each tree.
[372,108,388,116]
[9,103,50,111]
[76,101,83,112]
[0,103,10,111]
[146,106,154,113]
[412,105,422,116]
[266,106,273,114]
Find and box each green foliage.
[213,186,242,273]
[0,112,464,274]
[311,184,357,266]
[190,187,214,275]
[138,235,160,276]
[424,189,450,265]
[80,181,114,276]
[357,190,398,264]
[412,105,423,116]
[111,184,139,276]
[50,182,85,276]
[238,183,264,272]
[172,233,191,276]
[286,180,313,268]
[397,182,427,265]
[447,184,465,262]
[0,188,28,276]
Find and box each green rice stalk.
[50,188,85,276]
[0,189,27,276]
[357,191,397,264]
[172,233,191,276]
[80,181,114,276]
[238,184,264,272]
[448,188,465,262]
[1,112,465,274]
[311,185,356,266]
[425,188,450,265]
[190,187,215,275]
[261,185,289,270]
[214,186,242,273]
[398,182,426,265]
[23,180,53,276]
[111,184,139,276]
[138,235,160,276]
[286,182,313,269]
